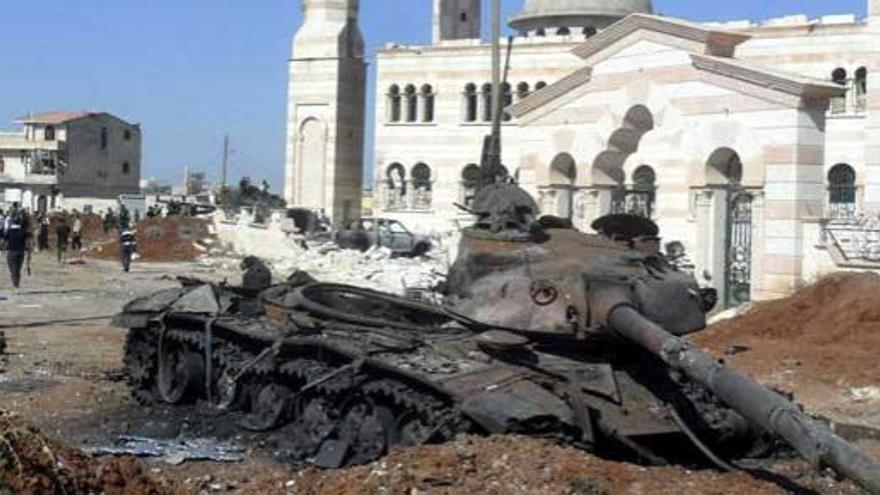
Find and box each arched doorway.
[592,105,655,219]
[706,147,752,308]
[549,152,576,219]
[298,118,326,208]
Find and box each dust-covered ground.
[0,254,878,494]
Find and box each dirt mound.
[0,412,173,494]
[88,217,214,263]
[248,435,864,495]
[694,272,880,387]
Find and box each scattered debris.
[846,386,880,403]
[0,412,173,494]
[85,436,245,465]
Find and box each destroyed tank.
[116,182,880,493]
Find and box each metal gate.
[725,191,753,308]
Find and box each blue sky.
[0,0,867,191]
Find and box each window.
[461,164,481,208]
[502,82,513,122]
[460,12,467,22]
[535,28,546,37]
[388,85,402,123]
[412,163,432,210]
[122,162,131,175]
[420,84,435,123]
[464,83,478,122]
[101,126,108,150]
[481,83,492,122]
[556,27,570,36]
[828,163,856,219]
[44,126,56,141]
[583,27,598,38]
[611,165,657,219]
[124,129,132,141]
[832,68,847,85]
[405,85,418,123]
[516,82,530,101]
[855,67,867,95]
[535,81,548,91]
[386,163,407,210]
[0,156,4,175]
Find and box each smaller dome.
[509,0,653,33]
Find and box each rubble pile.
[88,217,216,263]
[271,244,448,294]
[695,272,880,388]
[250,435,862,495]
[0,412,173,494]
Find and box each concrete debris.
[846,386,880,403]
[85,435,245,465]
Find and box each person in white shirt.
[71,213,83,251]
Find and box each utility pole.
[221,134,229,189]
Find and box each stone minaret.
[284,0,366,224]
[433,0,481,44]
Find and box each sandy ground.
[0,254,877,494]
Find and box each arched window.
[535,28,546,37]
[516,82,530,101]
[461,164,481,208]
[535,81,548,91]
[405,85,418,123]
[481,83,493,122]
[388,85,402,123]
[832,68,848,85]
[501,82,513,122]
[583,27,597,38]
[122,162,131,175]
[386,163,407,210]
[44,126,55,141]
[412,163,432,210]
[464,83,478,122]
[420,85,435,123]
[828,163,857,219]
[556,27,570,36]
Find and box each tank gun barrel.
[606,305,880,494]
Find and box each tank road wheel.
[289,396,337,460]
[157,342,204,404]
[338,398,398,466]
[396,410,436,446]
[241,384,294,431]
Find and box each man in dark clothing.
[119,228,137,272]
[56,217,70,264]
[37,214,50,251]
[118,205,131,231]
[4,211,30,288]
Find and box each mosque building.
[284,0,880,306]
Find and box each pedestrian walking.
[119,228,137,272]
[56,217,70,264]
[103,208,115,234]
[71,213,83,252]
[4,209,30,289]
[37,214,50,251]
[118,205,131,231]
[0,209,6,251]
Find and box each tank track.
[124,318,477,467]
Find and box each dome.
[509,0,653,33]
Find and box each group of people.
[1,204,137,289]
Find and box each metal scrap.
[85,436,245,465]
